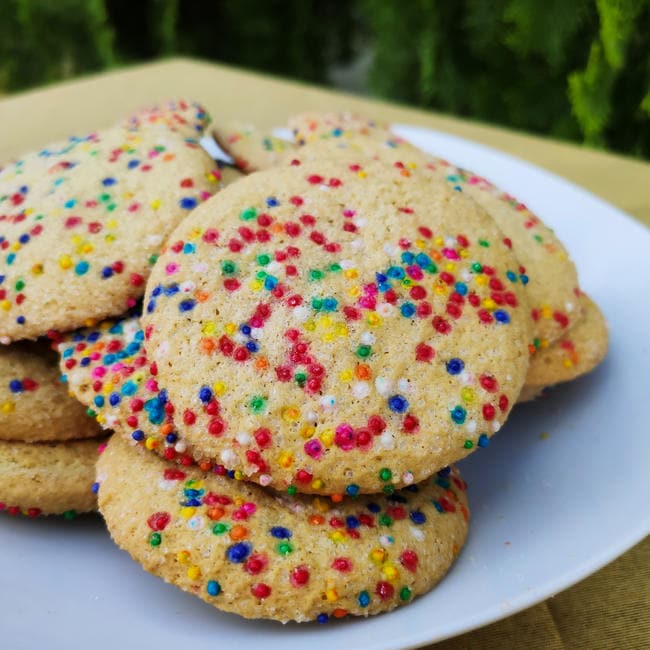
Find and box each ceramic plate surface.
[2,125,649,650]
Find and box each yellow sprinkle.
[107,219,117,229]
[0,300,11,312]
[357,171,367,179]
[475,275,487,286]
[366,312,381,327]
[382,564,399,581]
[460,249,469,258]
[312,497,329,513]
[311,479,324,490]
[540,339,550,350]
[304,320,316,332]
[281,406,300,422]
[434,284,447,295]
[344,269,358,279]
[540,306,552,319]
[82,244,93,254]
[348,286,360,297]
[329,531,345,543]
[187,565,201,580]
[407,162,417,169]
[562,359,573,368]
[31,263,43,275]
[482,298,496,310]
[249,280,263,291]
[322,332,335,342]
[58,255,72,270]
[318,315,333,329]
[339,370,353,383]
[202,322,216,335]
[105,234,116,243]
[150,199,161,210]
[319,429,334,446]
[180,507,196,519]
[325,589,338,602]
[84,318,97,328]
[434,236,444,247]
[1,401,15,414]
[336,324,349,337]
[445,262,455,272]
[278,452,294,468]
[188,228,202,240]
[177,551,190,564]
[10,242,21,252]
[225,323,236,335]
[213,381,226,396]
[370,548,386,565]
[144,437,159,450]
[234,470,244,480]
[300,425,315,440]
[415,239,426,249]
[460,387,475,403]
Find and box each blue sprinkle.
[206,580,221,596]
[316,614,329,624]
[158,389,168,403]
[179,197,198,210]
[415,253,431,267]
[87,332,101,343]
[433,500,444,513]
[400,252,415,264]
[266,197,279,207]
[226,542,251,563]
[520,274,529,285]
[332,128,343,137]
[183,243,196,254]
[101,267,113,279]
[16,316,25,325]
[388,394,409,413]
[93,395,105,408]
[438,466,451,477]
[264,275,278,290]
[9,380,23,393]
[91,482,99,494]
[146,299,156,314]
[64,199,76,208]
[446,358,464,375]
[400,302,416,318]
[245,341,258,352]
[127,159,140,169]
[75,261,89,276]
[494,310,510,323]
[102,177,117,186]
[80,357,91,367]
[151,286,163,297]
[179,299,196,312]
[19,234,30,244]
[199,386,213,403]
[450,405,467,424]
[108,393,121,407]
[367,503,381,513]
[240,324,251,335]
[121,381,137,397]
[454,282,468,296]
[7,253,16,265]
[165,432,178,444]
[270,526,292,539]
[386,266,405,279]
[322,297,338,311]
[506,270,517,282]
[478,433,490,447]
[376,273,388,284]
[132,430,144,441]
[345,516,360,529]
[164,284,179,296]
[226,470,236,479]
[358,591,371,607]
[184,498,201,507]
[409,511,426,524]
[345,484,359,497]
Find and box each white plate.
[2,125,649,650]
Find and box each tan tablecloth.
[0,58,647,649]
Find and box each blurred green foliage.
[0,0,647,159]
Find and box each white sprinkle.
[339,259,355,270]
[306,411,318,422]
[250,328,263,340]
[220,448,237,465]
[492,421,501,433]
[353,217,367,228]
[350,239,364,251]
[179,280,195,293]
[319,395,336,410]
[156,341,169,357]
[375,377,393,396]
[259,474,272,486]
[187,516,204,530]
[379,535,394,547]
[235,431,252,446]
[402,471,414,485]
[380,430,395,450]
[384,243,399,256]
[174,441,187,453]
[360,331,375,345]
[146,234,163,246]
[377,303,395,317]
[233,332,247,344]
[398,378,413,394]
[191,262,208,273]
[293,305,310,322]
[410,527,425,541]
[351,382,370,399]
[465,420,477,434]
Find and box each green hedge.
[0,0,647,159]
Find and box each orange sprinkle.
[461,505,469,522]
[330,493,344,503]
[254,357,269,371]
[207,507,225,521]
[200,338,216,354]
[271,223,284,234]
[430,249,443,262]
[309,514,325,526]
[332,608,348,618]
[195,290,210,303]
[229,525,248,540]
[160,423,174,436]
[355,363,371,380]
[198,460,213,472]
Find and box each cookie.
[0,339,101,441]
[521,293,608,399]
[0,100,223,341]
[212,122,294,172]
[141,158,530,495]
[0,437,104,516]
[97,433,469,622]
[122,99,212,139]
[288,112,582,346]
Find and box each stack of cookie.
[1,102,608,624]
[0,100,225,516]
[58,139,537,622]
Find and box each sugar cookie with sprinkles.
[0,340,101,441]
[0,100,222,341]
[97,433,469,622]
[520,293,608,400]
[0,437,105,516]
[58,317,205,465]
[142,159,531,495]
[122,99,212,139]
[288,111,582,346]
[212,121,295,172]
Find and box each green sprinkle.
[478,239,490,247]
[249,395,267,413]
[212,523,229,535]
[221,260,237,275]
[399,586,412,601]
[148,254,158,265]
[379,467,392,481]
[255,270,267,280]
[309,269,325,281]
[277,542,293,555]
[99,193,110,202]
[149,532,161,546]
[294,372,307,386]
[356,345,372,358]
[533,338,541,349]
[240,207,257,221]
[379,514,393,527]
[287,485,297,496]
[14,279,25,291]
[311,297,323,311]
[463,439,474,449]
[382,484,395,495]
[86,408,97,418]
[257,253,271,266]
[328,263,341,272]
[471,262,482,272]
